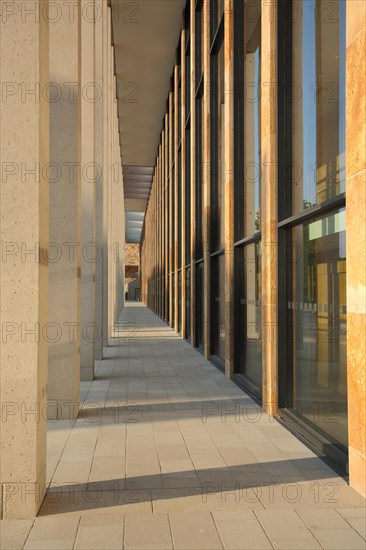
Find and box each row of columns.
[0,0,125,518]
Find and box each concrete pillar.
[346,0,366,498]
[79,0,96,380]
[190,4,197,344]
[203,0,211,358]
[224,0,234,378]
[102,3,110,351]
[174,66,179,330]
[0,0,49,518]
[261,0,278,416]
[169,92,174,326]
[94,0,104,362]
[181,27,187,338]
[48,0,80,419]
[165,114,169,321]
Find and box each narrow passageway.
[5,303,363,549]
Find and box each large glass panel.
[244,0,261,236]
[212,254,225,362]
[289,208,347,447]
[178,270,182,333]
[217,41,225,248]
[196,262,203,348]
[238,243,262,387]
[178,150,182,268]
[185,124,191,263]
[185,267,191,339]
[292,0,346,214]
[195,96,203,259]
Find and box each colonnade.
[0,0,125,518]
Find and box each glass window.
[178,149,182,269]
[212,254,225,363]
[292,0,346,215]
[244,1,261,236]
[178,270,182,332]
[210,39,225,251]
[185,266,191,339]
[185,124,191,263]
[288,207,347,448]
[196,262,203,348]
[237,242,262,388]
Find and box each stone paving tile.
[23,516,80,549]
[212,510,273,549]
[74,512,124,549]
[0,520,34,550]
[337,508,366,539]
[255,509,321,548]
[124,513,173,549]
[169,511,223,549]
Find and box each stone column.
[0,0,49,518]
[346,0,366,498]
[79,0,96,380]
[165,114,169,321]
[169,92,174,326]
[174,66,179,330]
[203,0,211,357]
[261,0,278,416]
[181,27,187,338]
[47,0,81,419]
[224,0,234,377]
[102,3,110,352]
[190,5,197,343]
[94,0,104,361]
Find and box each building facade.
[140,0,366,497]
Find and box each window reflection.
[212,254,225,363]
[218,41,225,248]
[289,208,347,447]
[244,0,261,236]
[292,0,346,213]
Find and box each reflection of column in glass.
[246,245,258,339]
[219,44,225,248]
[244,53,256,236]
[316,0,341,202]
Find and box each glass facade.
[144,0,351,473]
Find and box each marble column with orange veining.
[261,0,278,416]
[224,0,235,377]
[346,0,366,498]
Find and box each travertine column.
[174,66,179,330]
[165,114,169,321]
[80,0,96,380]
[94,0,104,361]
[107,46,115,338]
[224,0,234,377]
[203,0,211,357]
[346,0,366,497]
[181,27,187,338]
[190,5,197,343]
[261,0,278,415]
[102,3,111,351]
[48,0,81,419]
[169,92,174,326]
[0,0,49,518]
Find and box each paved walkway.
[2,303,365,549]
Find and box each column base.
[1,467,46,519]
